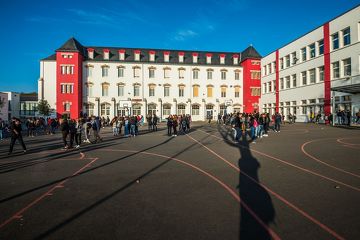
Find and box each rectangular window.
[250,88,260,96]
[207,71,213,80]
[332,61,340,78]
[192,105,199,115]
[280,78,284,90]
[134,68,140,78]
[309,43,315,58]
[118,85,124,96]
[61,66,66,75]
[87,67,93,77]
[332,33,339,50]
[164,87,170,97]
[118,68,124,78]
[318,39,324,55]
[286,76,290,88]
[263,83,267,94]
[343,58,351,76]
[235,72,240,80]
[179,69,185,79]
[292,74,297,87]
[309,69,316,83]
[291,52,297,65]
[318,66,324,81]
[301,100,307,114]
[272,61,276,72]
[193,86,199,97]
[221,71,226,80]
[102,67,108,77]
[102,85,109,97]
[235,87,240,98]
[221,88,226,98]
[268,63,272,74]
[193,70,199,79]
[149,69,155,78]
[149,87,155,97]
[164,69,170,78]
[301,47,306,61]
[64,103,70,112]
[250,71,261,79]
[268,81,272,92]
[178,87,184,97]
[134,85,140,96]
[280,58,284,69]
[342,27,351,46]
[88,85,93,97]
[207,87,213,97]
[302,71,307,85]
[285,55,290,67]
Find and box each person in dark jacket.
[167,115,173,136]
[8,117,27,154]
[60,118,70,149]
[68,119,77,148]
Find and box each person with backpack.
[91,117,102,143]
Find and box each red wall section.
[275,50,279,113]
[56,52,83,119]
[323,22,331,115]
[241,59,261,113]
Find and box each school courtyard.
[0,122,359,240]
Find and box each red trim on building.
[275,50,279,113]
[178,52,185,56]
[323,22,331,116]
[134,50,141,54]
[56,52,83,119]
[206,53,213,57]
[233,54,239,58]
[192,52,198,57]
[164,51,170,55]
[149,50,156,55]
[87,48,94,52]
[118,49,126,53]
[103,49,110,53]
[219,54,226,58]
[241,58,261,113]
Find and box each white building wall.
[0,92,9,121]
[39,61,57,112]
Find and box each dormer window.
[103,49,110,60]
[233,54,239,65]
[118,49,125,61]
[178,52,184,63]
[219,54,225,64]
[134,50,141,61]
[192,53,198,63]
[87,48,94,59]
[164,51,170,62]
[149,50,156,62]
[206,53,212,64]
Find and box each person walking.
[60,118,70,149]
[8,117,27,154]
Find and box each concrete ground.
[0,122,359,240]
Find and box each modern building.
[38,38,262,121]
[19,92,39,118]
[260,4,360,122]
[4,92,20,120]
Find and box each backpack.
[92,121,97,130]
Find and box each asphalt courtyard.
[0,122,359,240]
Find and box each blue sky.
[0,0,359,93]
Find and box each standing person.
[356,110,360,124]
[217,114,222,124]
[167,115,173,136]
[60,118,69,149]
[74,118,82,148]
[152,114,158,131]
[82,118,91,143]
[124,117,129,136]
[207,114,212,125]
[346,110,351,126]
[8,117,27,154]
[68,119,77,149]
[275,112,282,132]
[233,113,241,143]
[147,115,152,131]
[172,115,178,136]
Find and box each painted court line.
[191,129,346,240]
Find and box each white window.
[280,58,284,69]
[149,86,155,97]
[221,71,226,80]
[291,52,297,65]
[235,71,240,80]
[178,53,184,63]
[233,55,239,65]
[103,50,109,60]
[301,47,306,61]
[309,43,316,58]
[192,53,198,63]
[118,85,124,96]
[332,33,339,50]
[134,51,140,61]
[220,55,225,64]
[119,50,125,60]
[221,87,226,97]
[149,68,155,78]
[285,76,290,88]
[343,58,351,76]
[309,69,316,83]
[235,87,240,98]
[301,71,307,85]
[193,69,199,79]
[268,81,272,92]
[134,85,140,96]
[87,67,93,78]
[163,105,171,116]
[177,104,186,115]
[207,70,213,80]
[64,103,70,111]
[102,66,109,77]
[86,104,94,116]
[292,74,297,87]
[164,68,171,78]
[285,55,290,67]
[118,67,124,78]
[206,54,212,64]
[149,51,155,62]
[179,68,185,79]
[178,86,184,97]
[342,27,351,46]
[192,105,200,115]
[133,67,140,78]
[280,78,284,90]
[87,85,93,97]
[318,66,324,81]
[332,61,340,78]
[101,103,110,116]
[102,84,109,97]
[164,86,170,97]
[318,39,324,55]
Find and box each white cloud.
[174,30,198,41]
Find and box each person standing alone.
[8,117,27,155]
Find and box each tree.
[37,99,51,116]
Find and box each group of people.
[110,115,145,137]
[166,114,192,136]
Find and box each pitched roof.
[240,46,261,62]
[41,53,56,61]
[56,37,85,53]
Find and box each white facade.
[38,60,57,109]
[260,5,360,122]
[82,62,243,121]
[0,92,9,121]
[4,92,20,119]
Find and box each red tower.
[240,46,262,113]
[55,38,84,119]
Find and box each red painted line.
[194,129,346,240]
[337,138,360,146]
[0,157,98,229]
[80,152,85,159]
[100,148,281,240]
[301,139,360,179]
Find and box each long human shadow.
[31,131,211,240]
[216,125,275,240]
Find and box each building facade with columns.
[39,38,261,121]
[260,4,360,122]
